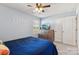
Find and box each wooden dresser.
[38,30,54,41]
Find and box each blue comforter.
[4,37,58,55]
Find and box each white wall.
[76,4,79,51]
[0,5,39,42]
[41,11,76,30]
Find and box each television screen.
[41,24,50,30]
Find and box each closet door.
[62,16,76,46]
[54,20,63,42]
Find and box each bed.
[4,37,58,55]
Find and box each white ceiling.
[0,3,77,18]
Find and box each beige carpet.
[54,42,78,55]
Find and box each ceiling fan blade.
[27,5,32,7]
[36,3,39,7]
[43,5,50,8]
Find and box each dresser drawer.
[38,30,54,41]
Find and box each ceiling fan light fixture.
[35,7,39,11]
[35,7,43,13]
[39,7,43,11]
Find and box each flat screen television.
[41,24,50,30]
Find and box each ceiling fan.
[27,3,51,12]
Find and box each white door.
[54,20,63,42]
[62,16,77,46]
